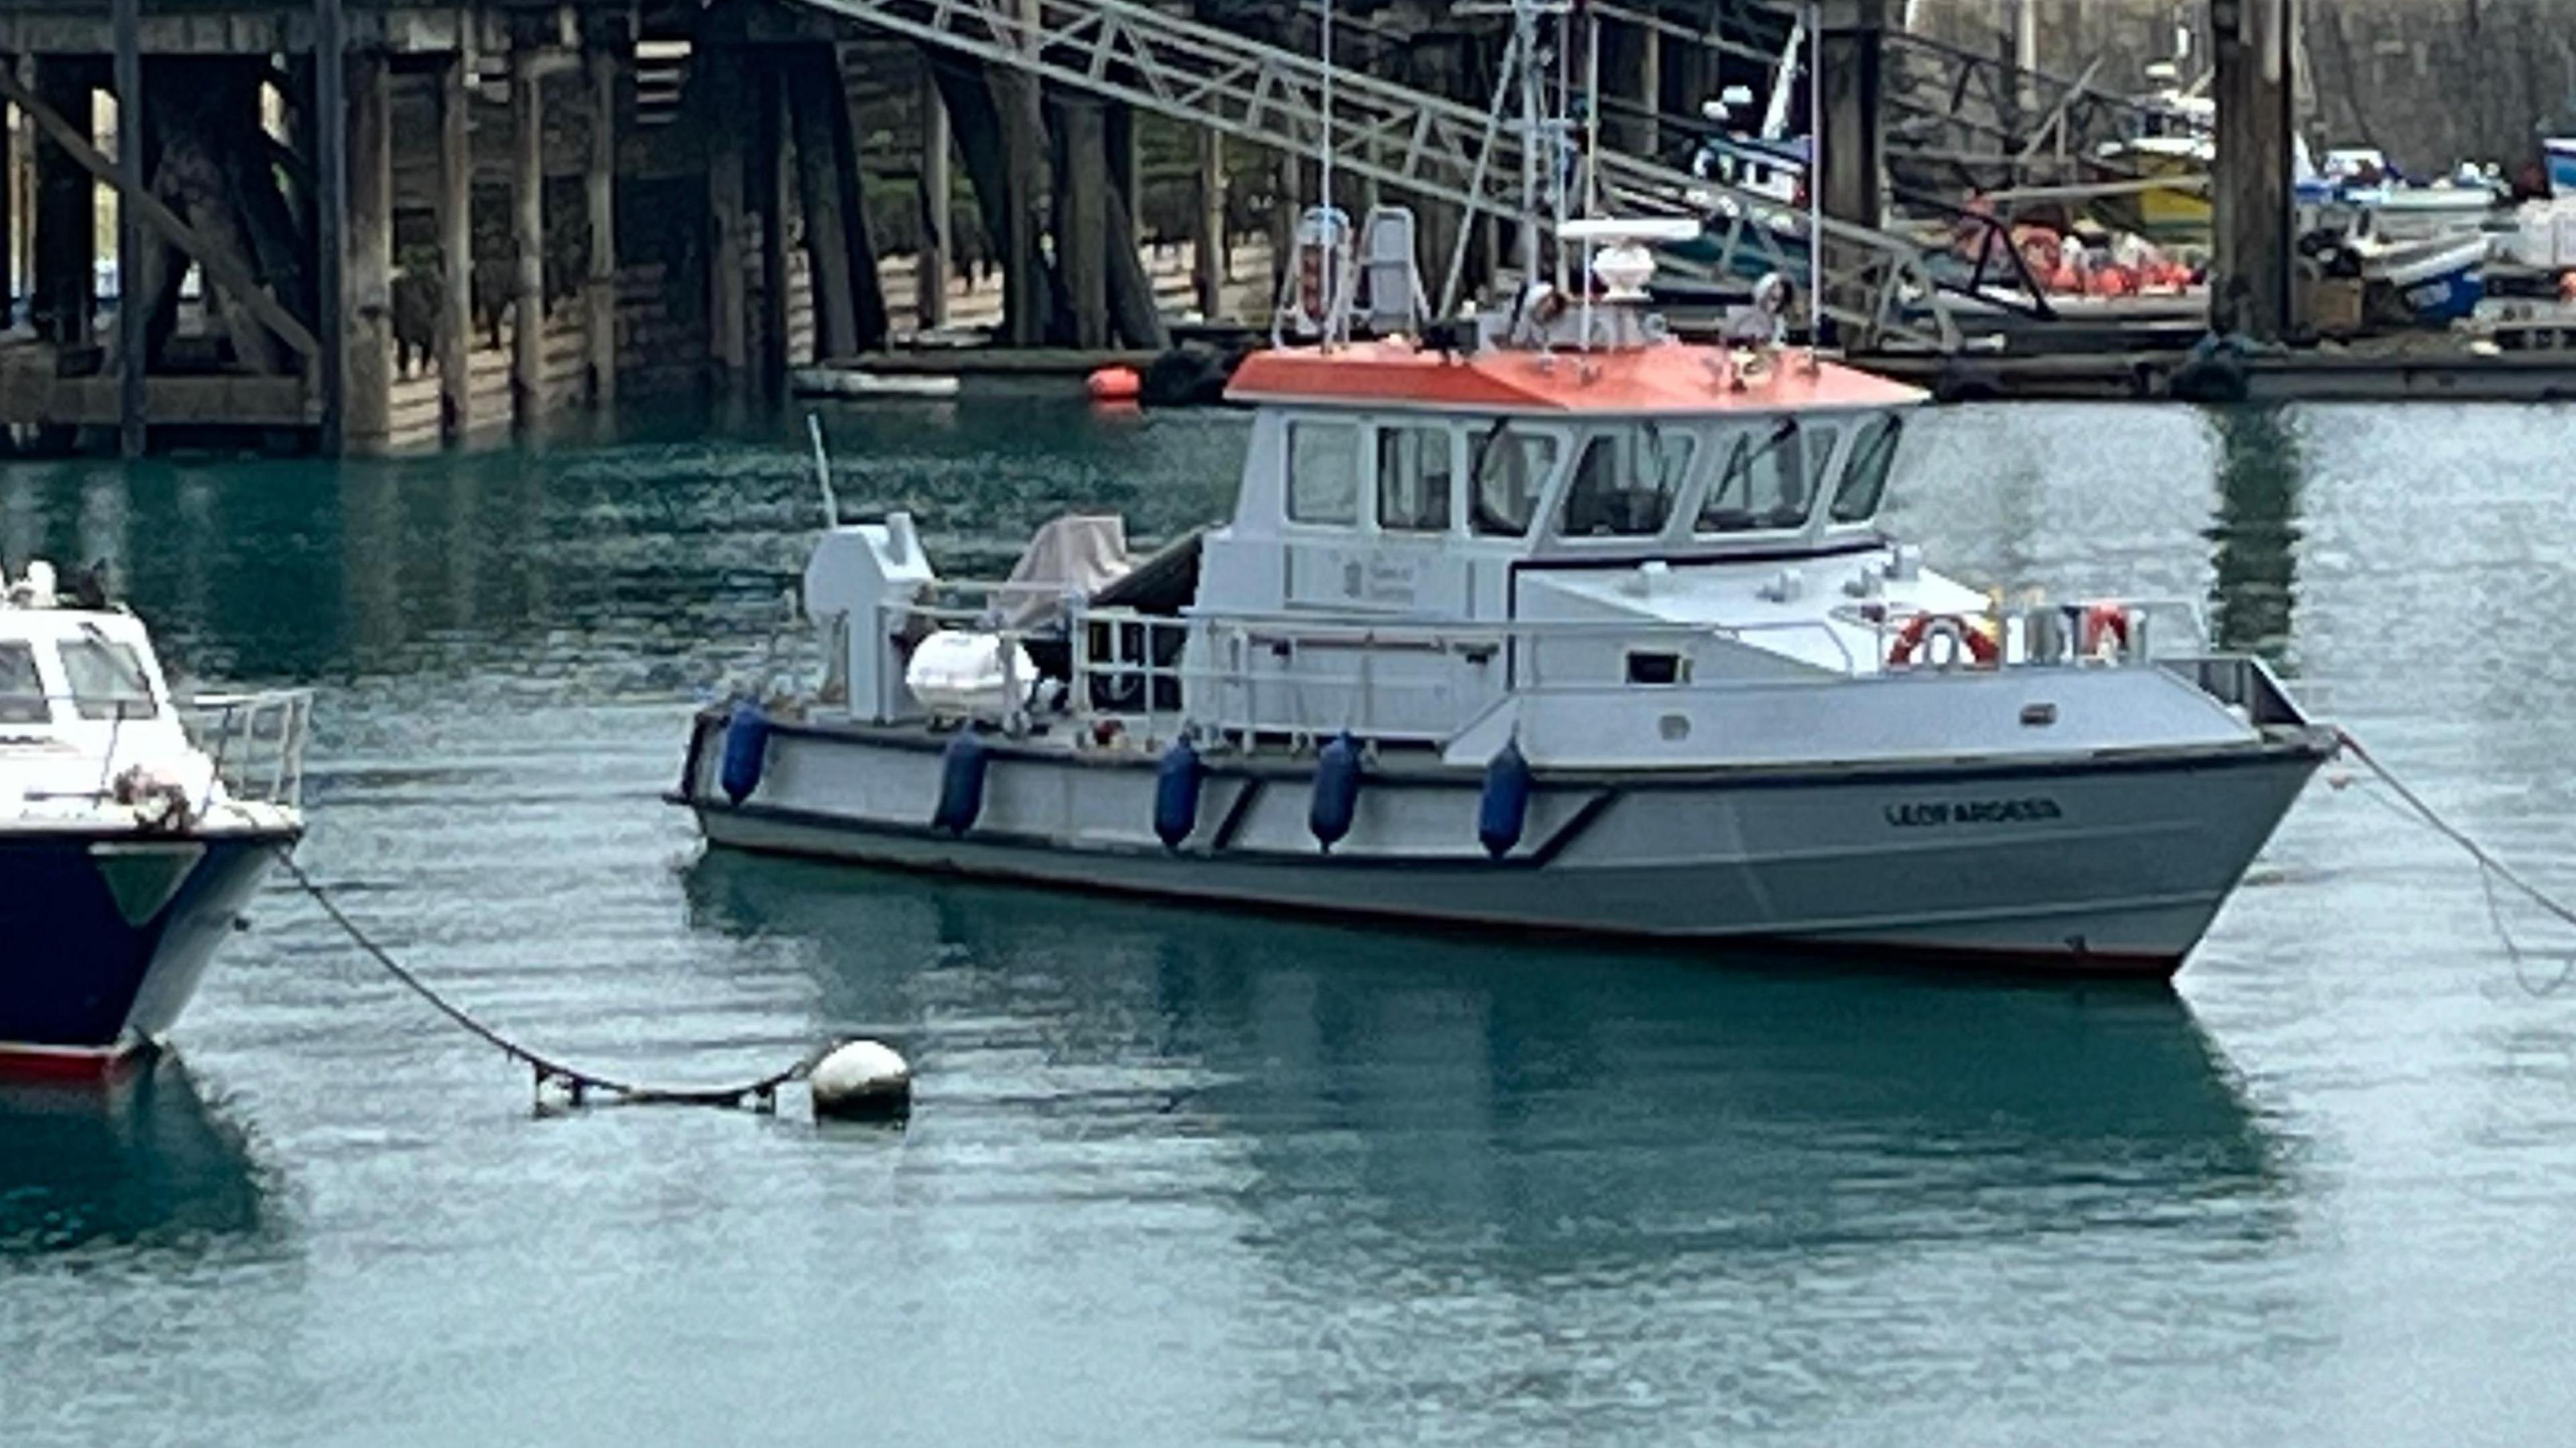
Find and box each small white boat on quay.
[674,249,2333,977]
[0,561,310,1075]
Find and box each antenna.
[1320,0,1336,342]
[1577,0,1601,349]
[806,413,839,526]
[1805,1,1823,347]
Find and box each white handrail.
[845,588,2220,753]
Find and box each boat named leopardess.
[674,222,2330,978]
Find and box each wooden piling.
[1817,0,1887,329]
[1193,127,1224,321]
[436,51,472,439]
[112,0,144,456]
[1102,158,1166,348]
[510,49,545,426]
[755,58,792,395]
[991,61,1047,346]
[2210,0,2297,341]
[1104,99,1136,221]
[3,59,19,327]
[790,45,887,360]
[344,50,392,451]
[793,53,857,360]
[1052,93,1109,350]
[706,48,749,401]
[1636,17,1662,161]
[31,59,96,352]
[585,41,619,411]
[916,59,951,331]
[1817,0,1886,233]
[313,0,346,453]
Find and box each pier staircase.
[789,0,1964,350]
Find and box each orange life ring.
[2080,602,2130,657]
[1887,613,1999,669]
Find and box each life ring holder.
[1886,612,1998,671]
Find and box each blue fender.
[718,702,771,805]
[1478,739,1532,858]
[1155,738,1205,849]
[1309,732,1362,851]
[932,731,991,834]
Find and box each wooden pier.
[0,1,2551,452]
[0,0,1985,454]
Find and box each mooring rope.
[2337,730,2576,996]
[273,848,830,1110]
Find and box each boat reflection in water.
[0,1056,272,1260]
[684,850,2290,1254]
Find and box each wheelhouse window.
[1468,425,1558,538]
[0,642,46,725]
[1558,425,1695,538]
[60,634,157,721]
[1696,419,1811,534]
[1829,413,1904,524]
[1375,424,1454,533]
[1287,419,1360,525]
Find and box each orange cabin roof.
[1224,339,1926,414]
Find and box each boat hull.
[678,716,2328,979]
[0,829,294,1070]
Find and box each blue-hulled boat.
[0,561,309,1077]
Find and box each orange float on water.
[1087,366,1142,402]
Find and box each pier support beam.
[790,44,886,361]
[1105,100,1136,223]
[345,50,392,452]
[585,40,619,411]
[991,62,1047,345]
[1193,127,1224,320]
[313,0,346,453]
[755,59,791,394]
[1103,155,1165,347]
[436,50,472,439]
[1817,0,1886,234]
[1052,93,1109,350]
[32,58,97,351]
[112,0,144,457]
[916,60,950,331]
[1634,18,1662,161]
[705,48,748,403]
[2210,0,2298,341]
[510,49,545,427]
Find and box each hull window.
[1625,651,1688,685]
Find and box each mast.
[1805,1,1823,345]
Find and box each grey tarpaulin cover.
[992,514,1133,628]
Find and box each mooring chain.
[271,847,833,1111]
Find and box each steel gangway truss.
[794,0,1963,351]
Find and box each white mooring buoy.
[808,1039,912,1122]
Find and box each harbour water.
[8,398,2576,1445]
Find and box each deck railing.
[856,588,2220,751]
[185,689,313,810]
